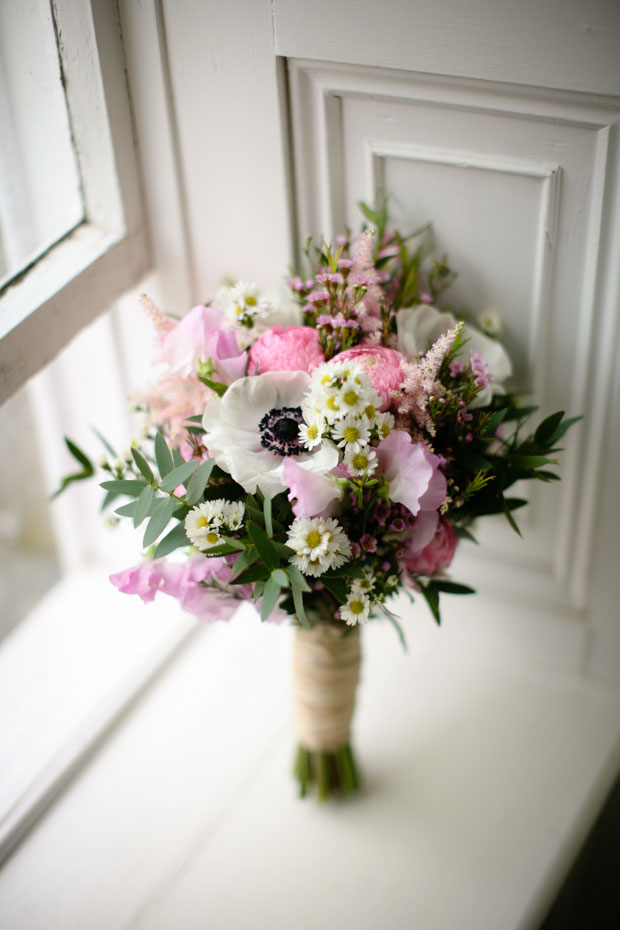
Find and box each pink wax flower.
[335,345,406,411]
[401,517,457,577]
[248,325,325,375]
[376,430,447,518]
[162,304,247,384]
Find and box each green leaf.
[229,546,259,580]
[143,496,176,547]
[172,448,185,467]
[100,479,147,496]
[247,522,279,571]
[503,501,523,536]
[131,447,154,482]
[271,568,289,588]
[292,584,311,629]
[184,460,215,506]
[548,414,582,443]
[320,576,347,603]
[261,577,282,621]
[534,411,565,444]
[384,611,408,651]
[159,460,197,492]
[65,437,94,471]
[232,562,270,585]
[154,521,190,558]
[115,500,138,518]
[263,496,273,537]
[253,580,265,600]
[432,580,476,595]
[154,430,174,477]
[273,541,295,559]
[287,564,312,593]
[197,375,227,397]
[419,583,441,625]
[455,525,478,544]
[91,427,117,458]
[509,454,554,469]
[134,484,155,528]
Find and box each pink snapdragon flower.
[248,325,324,375]
[376,430,446,519]
[401,517,457,576]
[162,304,247,384]
[335,345,405,411]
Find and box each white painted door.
[119,0,620,680]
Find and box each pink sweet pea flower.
[282,457,340,517]
[248,325,324,375]
[110,560,168,603]
[376,430,446,517]
[162,304,247,384]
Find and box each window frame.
[0,0,149,405]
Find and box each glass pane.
[0,383,61,642]
[0,0,83,285]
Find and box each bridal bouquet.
[59,203,577,799]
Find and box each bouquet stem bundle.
[292,623,361,799]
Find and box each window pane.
[0,0,83,286]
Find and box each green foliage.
[51,438,94,498]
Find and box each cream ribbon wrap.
[292,623,361,752]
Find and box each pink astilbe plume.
[140,293,176,345]
[395,324,462,436]
[135,372,211,447]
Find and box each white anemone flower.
[396,304,512,406]
[202,370,339,498]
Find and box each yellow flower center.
[197,516,208,528]
[365,404,375,418]
[343,390,359,406]
[206,531,220,545]
[352,454,368,471]
[235,305,243,316]
[245,295,257,306]
[321,374,332,385]
[306,530,323,549]
[350,599,365,615]
[380,423,391,437]
[326,395,340,411]
[343,426,360,443]
[306,424,319,439]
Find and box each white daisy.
[331,416,370,452]
[372,410,395,440]
[202,371,339,497]
[298,411,325,450]
[340,591,370,626]
[185,502,225,550]
[344,445,378,477]
[286,515,352,578]
[223,500,245,531]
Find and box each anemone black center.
[259,406,304,457]
[273,416,299,441]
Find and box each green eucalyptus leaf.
[287,564,311,593]
[271,568,289,588]
[292,585,311,629]
[154,431,174,477]
[185,460,215,505]
[134,484,155,528]
[100,479,147,496]
[143,496,176,547]
[420,583,441,625]
[247,522,279,571]
[115,500,138,518]
[229,547,259,581]
[159,460,197,492]
[432,580,475,595]
[131,447,154,482]
[154,522,190,558]
[261,577,282,621]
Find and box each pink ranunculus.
[248,325,324,375]
[335,345,406,411]
[110,560,168,603]
[376,430,446,517]
[282,457,340,517]
[162,304,247,384]
[401,517,457,576]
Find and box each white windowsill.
[0,588,619,929]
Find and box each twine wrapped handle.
[292,623,361,752]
